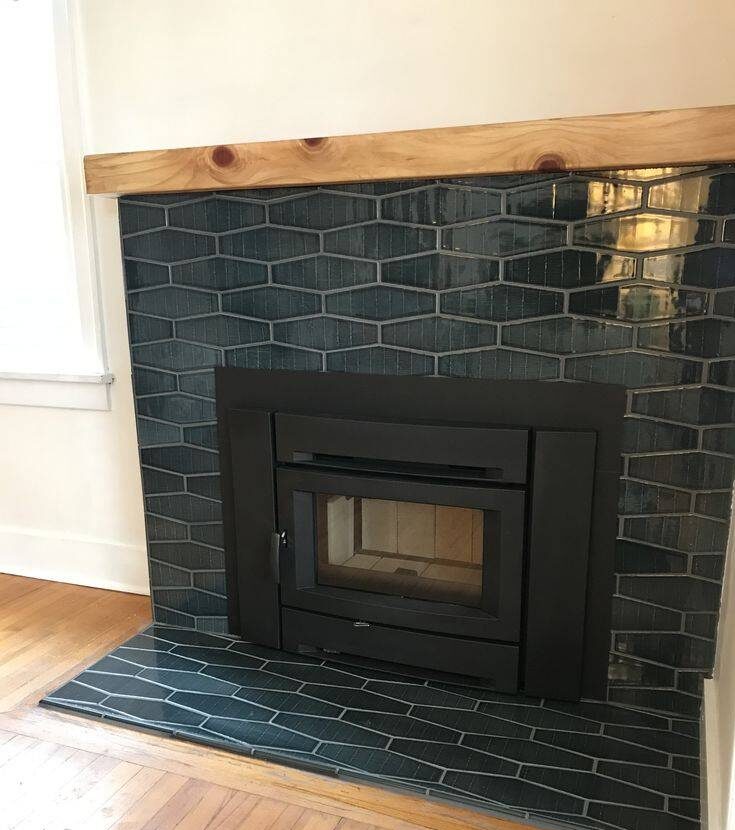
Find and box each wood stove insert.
[216,368,625,702]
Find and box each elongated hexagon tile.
[272,255,376,290]
[631,386,735,425]
[638,319,735,357]
[382,253,498,290]
[225,344,322,370]
[439,349,559,380]
[176,315,269,347]
[643,247,735,288]
[508,180,642,221]
[618,481,691,516]
[568,285,708,322]
[442,219,565,257]
[325,285,434,320]
[137,394,215,424]
[628,452,734,490]
[648,171,735,214]
[382,186,501,225]
[220,226,319,261]
[128,314,172,344]
[441,284,562,321]
[119,202,167,235]
[123,229,216,262]
[564,352,701,388]
[273,316,378,350]
[382,316,496,352]
[573,213,715,252]
[502,317,632,354]
[169,198,265,232]
[132,341,221,372]
[128,286,219,318]
[222,286,321,319]
[269,192,376,229]
[171,257,268,290]
[505,249,635,288]
[324,222,436,259]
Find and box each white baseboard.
[0,525,150,595]
[704,678,723,830]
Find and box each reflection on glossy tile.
[638,319,735,358]
[569,285,707,322]
[642,248,735,288]
[505,250,635,288]
[595,167,708,181]
[648,172,735,215]
[573,213,715,252]
[507,180,641,220]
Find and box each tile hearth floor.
[43,625,700,830]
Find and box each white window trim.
[2,0,113,411]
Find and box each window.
[0,0,110,407]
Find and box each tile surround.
[45,625,700,830]
[120,165,735,719]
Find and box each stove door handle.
[270,530,287,584]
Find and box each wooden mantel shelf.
[84,104,735,196]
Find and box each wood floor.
[0,573,531,829]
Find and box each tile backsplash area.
[120,165,735,716]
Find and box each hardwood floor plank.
[108,772,188,830]
[0,573,532,830]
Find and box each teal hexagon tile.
[189,524,223,549]
[323,223,436,259]
[141,445,219,475]
[628,453,734,490]
[686,613,719,639]
[695,492,732,520]
[133,367,177,396]
[219,226,319,261]
[382,186,501,225]
[149,542,224,570]
[137,418,181,448]
[441,284,562,321]
[632,387,735,425]
[710,359,735,386]
[622,418,698,453]
[438,349,559,380]
[222,286,321,319]
[442,219,565,257]
[619,481,691,516]
[143,468,184,495]
[502,317,632,354]
[176,315,269,347]
[120,194,204,206]
[505,250,635,288]
[169,198,265,232]
[272,256,376,290]
[132,341,222,372]
[648,172,735,214]
[171,257,267,290]
[611,598,681,632]
[225,344,322,371]
[568,285,708,322]
[178,371,215,399]
[186,475,221,501]
[326,347,434,375]
[192,572,226,594]
[123,229,216,262]
[607,655,676,689]
[128,314,173,344]
[325,285,434,320]
[573,213,715,251]
[183,424,218,450]
[565,352,700,388]
[147,494,221,524]
[623,515,729,553]
[703,427,735,454]
[153,589,227,617]
[220,186,316,201]
[614,540,688,574]
[149,560,191,587]
[715,289,735,318]
[638,319,735,357]
[125,260,170,290]
[382,317,496,352]
[119,202,166,235]
[643,248,735,288]
[273,317,378,350]
[269,192,375,229]
[137,394,215,424]
[507,180,641,221]
[382,253,498,290]
[128,286,218,319]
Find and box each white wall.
[1,5,734,605]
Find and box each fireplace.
[216,368,625,701]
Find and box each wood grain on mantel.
[84,104,735,196]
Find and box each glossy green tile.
[648,172,735,215]
[270,192,376,229]
[502,317,632,354]
[382,186,501,225]
[568,285,708,322]
[442,219,565,257]
[573,213,715,252]
[508,180,641,220]
[505,250,635,288]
